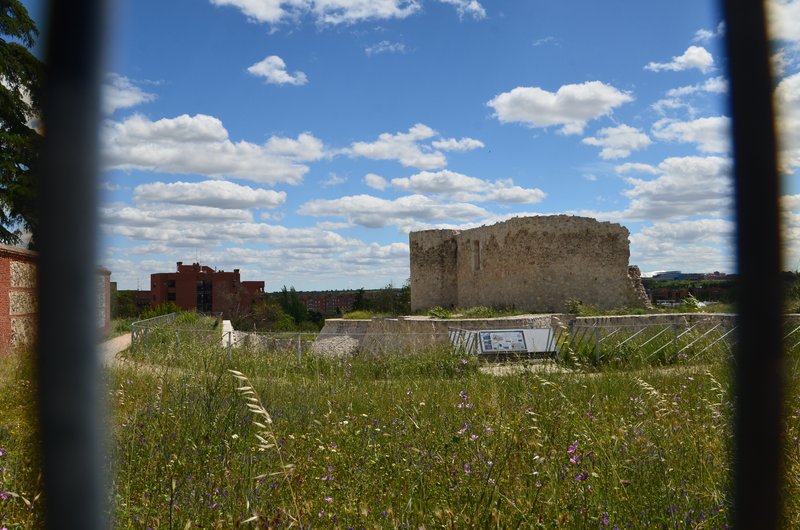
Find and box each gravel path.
[100,333,132,367]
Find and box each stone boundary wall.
[314,313,800,357]
[0,245,38,352]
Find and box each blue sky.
[22,0,800,291]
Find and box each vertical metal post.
[297,333,302,364]
[673,323,679,359]
[36,0,108,528]
[145,326,149,355]
[569,319,576,350]
[594,327,600,364]
[722,0,785,527]
[227,332,232,362]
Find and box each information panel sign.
[478,330,527,353]
[474,328,556,354]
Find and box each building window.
[167,279,175,288]
[167,292,176,301]
[473,240,481,271]
[196,280,213,312]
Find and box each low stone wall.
[313,312,800,357]
[314,315,559,356]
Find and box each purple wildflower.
[463,463,472,474]
[569,454,581,465]
[575,472,589,481]
[601,513,609,526]
[324,497,333,503]
[470,434,479,441]
[567,440,579,454]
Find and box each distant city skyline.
[21,1,800,289]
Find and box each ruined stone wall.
[0,246,38,351]
[409,229,459,310]
[410,216,650,312]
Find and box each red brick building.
[298,291,359,316]
[151,262,264,317]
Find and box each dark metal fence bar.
[36,0,108,528]
[723,0,785,526]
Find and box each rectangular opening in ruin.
[473,240,481,271]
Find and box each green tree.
[352,288,368,311]
[0,0,44,246]
[239,297,294,331]
[277,285,309,325]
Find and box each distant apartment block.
[151,262,264,317]
[297,291,359,316]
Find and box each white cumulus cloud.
[622,156,732,220]
[487,81,633,135]
[390,170,546,204]
[582,124,652,159]
[652,116,731,154]
[431,137,484,151]
[264,132,325,160]
[134,180,287,209]
[347,123,446,169]
[665,76,728,98]
[776,72,800,172]
[435,0,485,20]
[767,0,800,42]
[102,113,319,184]
[693,22,725,43]
[364,173,389,190]
[101,205,254,227]
[102,73,156,114]
[248,55,308,85]
[210,0,423,25]
[645,46,714,74]
[299,194,489,228]
[630,219,734,272]
[365,40,407,56]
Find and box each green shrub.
[138,302,180,320]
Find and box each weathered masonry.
[0,245,38,351]
[0,245,112,352]
[409,216,650,312]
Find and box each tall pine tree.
[0,0,44,246]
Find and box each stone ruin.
[409,215,650,313]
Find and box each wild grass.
[5,329,800,527]
[0,350,43,528]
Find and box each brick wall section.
[410,216,650,312]
[0,245,38,352]
[0,246,113,352]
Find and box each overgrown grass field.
[3,324,800,528]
